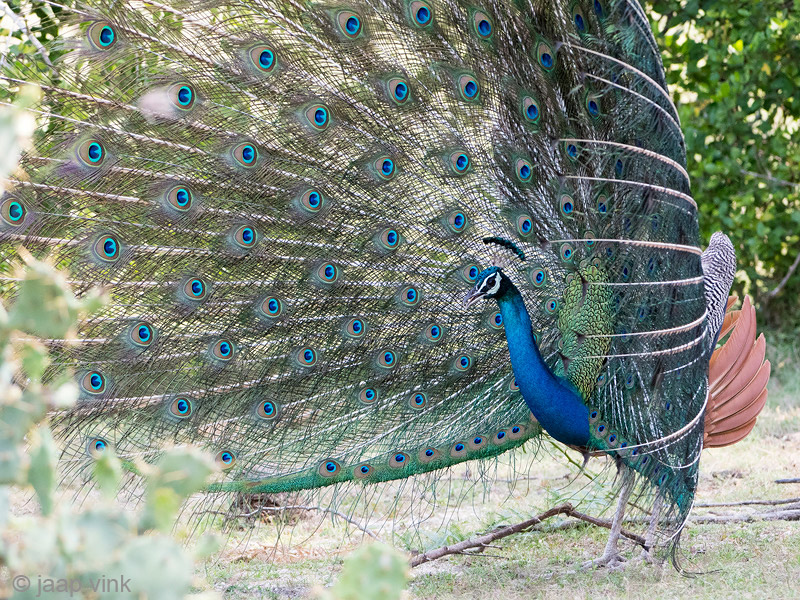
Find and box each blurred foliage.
[315,543,409,600]
[0,98,220,599]
[645,0,800,323]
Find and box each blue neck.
[496,285,590,447]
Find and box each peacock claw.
[581,552,627,570]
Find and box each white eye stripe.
[481,275,501,296]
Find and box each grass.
[195,329,800,599]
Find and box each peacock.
[0,0,771,568]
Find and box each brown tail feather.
[704,296,770,449]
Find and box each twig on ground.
[410,503,645,568]
[690,509,800,524]
[776,478,800,484]
[695,497,800,508]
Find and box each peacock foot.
[581,551,628,570]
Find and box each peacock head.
[463,237,525,307]
[463,266,511,307]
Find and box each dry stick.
[690,509,800,524]
[695,497,800,508]
[410,503,646,568]
[776,478,800,484]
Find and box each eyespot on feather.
[387,77,410,105]
[424,323,443,342]
[344,317,367,338]
[316,262,338,284]
[249,44,276,72]
[389,452,409,468]
[446,210,468,233]
[168,83,195,110]
[182,277,208,301]
[216,451,236,470]
[516,214,533,236]
[418,447,441,463]
[409,1,433,27]
[376,349,398,369]
[461,264,480,283]
[373,156,396,180]
[487,311,503,330]
[468,435,487,451]
[164,185,194,212]
[509,378,519,391]
[129,321,155,347]
[92,234,120,262]
[232,142,258,167]
[169,397,193,418]
[354,463,373,479]
[256,399,279,420]
[304,103,331,130]
[77,139,106,167]
[297,347,318,367]
[232,225,257,249]
[376,228,401,250]
[508,424,526,440]
[80,371,106,395]
[87,437,110,458]
[515,158,533,182]
[336,11,363,38]
[87,21,117,50]
[472,11,493,38]
[210,339,235,361]
[319,459,341,476]
[398,285,420,307]
[449,151,470,174]
[560,243,575,262]
[449,441,467,459]
[458,74,480,101]
[521,96,540,124]
[298,189,325,213]
[408,392,427,409]
[258,296,283,319]
[453,354,472,372]
[530,267,546,287]
[1,196,27,227]
[537,41,556,71]
[358,386,378,404]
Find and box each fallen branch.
[410,503,645,568]
[776,478,800,484]
[690,509,800,524]
[695,497,800,508]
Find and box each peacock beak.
[463,286,485,308]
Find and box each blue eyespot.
[211,339,235,361]
[426,324,441,341]
[454,354,472,371]
[374,156,396,180]
[88,438,108,457]
[410,1,432,26]
[345,317,366,338]
[515,158,533,182]
[317,262,338,283]
[531,268,546,287]
[426,449,434,456]
[88,21,117,50]
[516,215,533,236]
[1,197,26,226]
[130,321,155,347]
[387,78,410,104]
[78,139,105,166]
[467,266,479,281]
[305,104,331,130]
[319,459,341,476]
[337,11,363,38]
[455,443,464,452]
[537,42,555,70]
[81,371,106,394]
[361,465,370,473]
[496,431,506,440]
[177,85,192,106]
[574,12,586,31]
[545,298,559,313]
[359,387,378,403]
[233,142,258,167]
[594,0,604,17]
[378,349,397,368]
[169,397,193,418]
[93,234,120,262]
[450,152,470,174]
[615,158,624,176]
[560,243,574,262]
[567,144,578,159]
[400,285,420,307]
[587,98,599,117]
[390,452,409,467]
[259,49,274,69]
[447,210,467,233]
[183,277,208,301]
[458,74,479,101]
[473,12,492,38]
[409,392,427,409]
[522,96,540,123]
[297,347,317,366]
[512,426,520,433]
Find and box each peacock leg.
[639,492,663,563]
[582,467,634,570]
